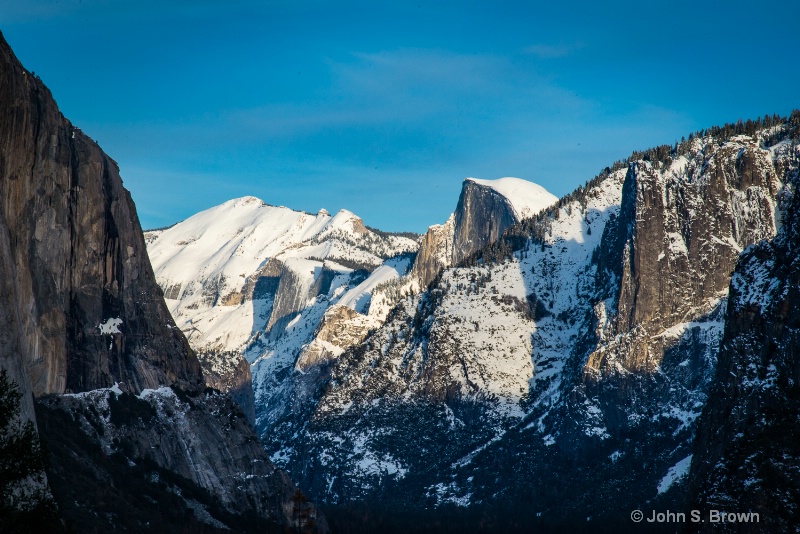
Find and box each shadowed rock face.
[37,387,325,533]
[410,214,455,289]
[0,33,202,398]
[595,144,780,374]
[199,349,257,423]
[411,179,523,289]
[618,148,778,336]
[452,180,519,265]
[0,31,326,532]
[687,165,800,532]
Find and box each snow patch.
[657,455,692,494]
[98,317,123,334]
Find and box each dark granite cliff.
[0,32,201,400]
[451,180,519,265]
[687,137,800,532]
[0,31,325,532]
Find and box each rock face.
[614,141,779,340]
[451,179,519,265]
[0,34,202,400]
[411,177,558,288]
[0,30,324,532]
[409,214,455,288]
[37,386,324,533]
[199,348,256,423]
[297,305,374,371]
[687,133,800,531]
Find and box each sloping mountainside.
[144,115,800,530]
[0,31,325,532]
[687,140,800,532]
[144,176,559,472]
[144,197,419,422]
[259,118,798,529]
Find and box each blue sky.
[2,1,798,232]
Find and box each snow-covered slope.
[145,118,800,529]
[274,167,625,501]
[147,197,415,352]
[145,196,418,419]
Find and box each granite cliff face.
[608,140,779,361]
[0,31,324,532]
[452,179,519,265]
[687,133,800,531]
[409,214,455,288]
[411,177,558,288]
[0,34,201,402]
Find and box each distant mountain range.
[146,116,800,531]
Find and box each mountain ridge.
[157,113,800,531]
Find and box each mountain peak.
[227,195,265,206]
[464,176,558,220]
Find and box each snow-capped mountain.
[146,196,417,352]
[144,176,559,451]
[255,120,799,527]
[144,113,800,530]
[145,197,419,420]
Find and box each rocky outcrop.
[687,149,800,531]
[267,259,331,340]
[410,177,557,288]
[0,30,325,532]
[197,349,256,423]
[617,143,779,335]
[452,180,519,265]
[587,141,782,378]
[296,305,373,371]
[409,214,455,288]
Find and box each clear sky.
[1,1,798,232]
